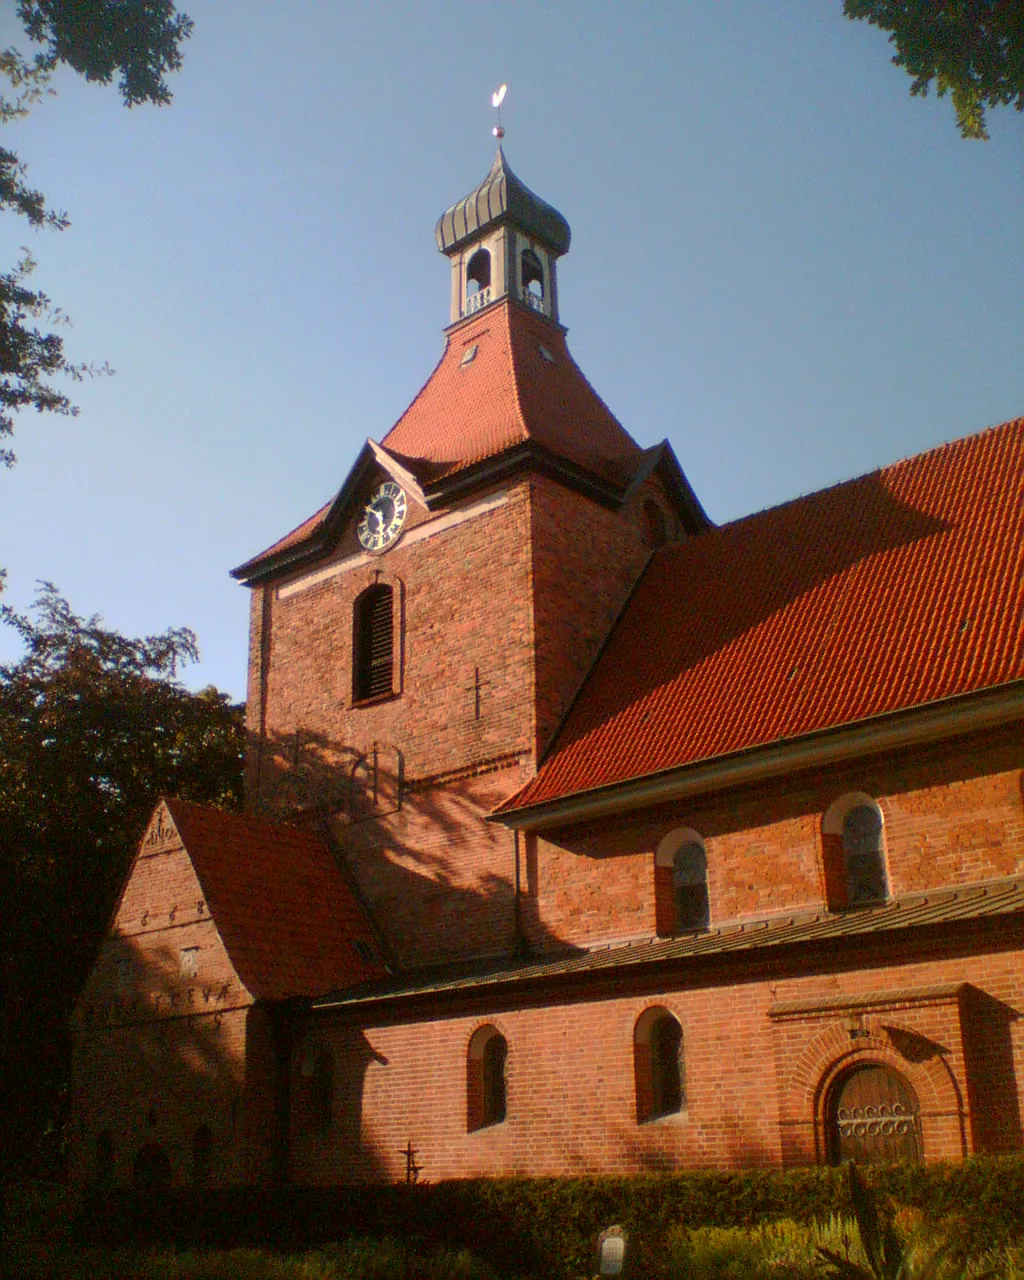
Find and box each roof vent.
[538,344,556,364]
[461,343,478,366]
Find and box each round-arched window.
[467,1024,507,1131]
[521,248,544,301]
[822,794,889,909]
[843,804,887,905]
[466,248,491,296]
[134,1142,171,1190]
[655,829,710,934]
[634,1007,685,1122]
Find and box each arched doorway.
[826,1063,922,1164]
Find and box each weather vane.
[492,83,507,140]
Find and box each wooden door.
[828,1064,921,1164]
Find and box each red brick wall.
[290,927,1024,1183]
[523,727,1024,952]
[241,468,673,968]
[247,480,537,809]
[69,823,255,1186]
[336,763,533,970]
[528,474,669,756]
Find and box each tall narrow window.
[299,1043,334,1136]
[655,829,709,934]
[822,794,888,909]
[353,583,394,702]
[192,1124,213,1186]
[466,248,492,313]
[635,1007,685,1123]
[521,248,544,308]
[95,1129,115,1185]
[842,804,887,905]
[468,1025,507,1131]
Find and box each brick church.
[70,145,1024,1189]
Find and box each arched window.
[634,1007,685,1123]
[467,1025,507,1131]
[521,248,544,308]
[95,1129,115,1185]
[134,1142,171,1190]
[655,829,709,934]
[353,583,394,702]
[822,794,888,909]
[299,1043,334,1136]
[466,249,492,313]
[192,1124,213,1187]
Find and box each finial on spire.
[491,83,507,140]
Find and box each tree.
[0,584,243,1175]
[1,1,192,466]
[844,0,1024,139]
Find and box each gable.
[73,802,252,1028]
[164,799,387,999]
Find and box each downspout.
[271,1000,300,1185]
[253,583,273,810]
[512,828,527,956]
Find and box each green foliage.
[0,2,191,465]
[71,1157,1024,1280]
[843,0,1024,139]
[0,586,244,1175]
[1,1236,502,1280]
[17,1,193,107]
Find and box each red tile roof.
[245,499,332,568]
[381,299,643,487]
[499,417,1024,815]
[165,799,385,1000]
[318,878,1024,1009]
[236,299,650,579]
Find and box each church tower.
[231,146,709,970]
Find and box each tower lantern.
[434,146,571,327]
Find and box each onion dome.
[435,147,571,258]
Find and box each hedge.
[77,1155,1024,1280]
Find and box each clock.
[358,480,407,553]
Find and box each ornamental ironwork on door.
[827,1064,922,1164]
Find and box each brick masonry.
[70,449,1024,1188]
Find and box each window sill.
[350,691,401,710]
[638,1108,688,1127]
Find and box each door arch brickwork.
[770,1005,970,1165]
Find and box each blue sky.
[1,1,1021,701]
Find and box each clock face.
[358,481,407,553]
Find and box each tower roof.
[231,298,710,583]
[435,147,571,257]
[380,298,639,486]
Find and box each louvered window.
[353,584,394,702]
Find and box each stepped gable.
[165,799,385,999]
[498,417,1024,816]
[380,298,644,488]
